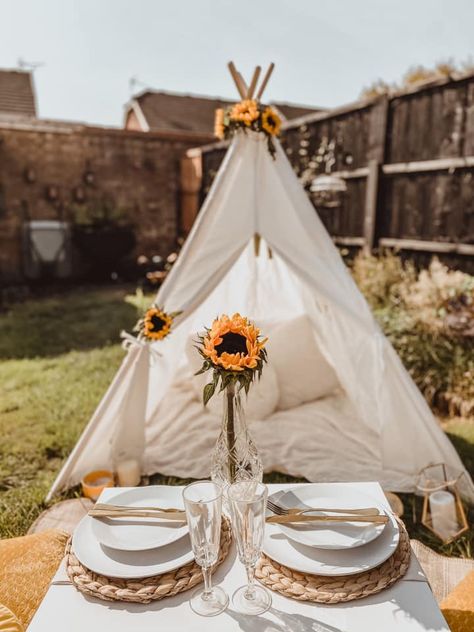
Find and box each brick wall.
[0,121,213,283]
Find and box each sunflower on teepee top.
[214,62,281,158]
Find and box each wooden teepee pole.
[247,66,261,99]
[256,62,275,101]
[237,71,249,98]
[228,62,246,99]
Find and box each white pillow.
[267,315,339,410]
[184,335,279,420]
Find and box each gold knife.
[89,509,187,520]
[94,503,182,513]
[266,514,389,525]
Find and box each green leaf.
[203,383,216,406]
[194,365,209,376]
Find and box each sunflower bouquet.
[134,305,181,342]
[214,100,281,158]
[195,313,267,486]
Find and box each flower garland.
[214,101,282,158]
[195,313,268,405]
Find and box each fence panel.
[187,72,474,265]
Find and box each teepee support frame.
[227,61,275,101]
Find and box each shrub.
[351,251,474,417]
[401,258,474,337]
[351,250,415,310]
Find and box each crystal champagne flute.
[183,480,229,616]
[228,481,272,615]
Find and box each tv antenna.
[129,75,148,95]
[18,57,45,72]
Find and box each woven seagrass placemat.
[255,518,411,604]
[65,516,232,604]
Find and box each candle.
[81,470,114,500]
[429,490,458,540]
[117,458,141,487]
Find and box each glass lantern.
[416,463,469,543]
[310,174,347,209]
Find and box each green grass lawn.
[0,285,472,557]
[0,287,135,537]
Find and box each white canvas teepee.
[47,68,474,501]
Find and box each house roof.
[126,90,323,133]
[0,69,36,118]
[128,91,232,133]
[272,101,324,120]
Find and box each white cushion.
[184,335,279,420]
[267,314,339,410]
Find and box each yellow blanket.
[441,570,474,632]
[0,529,68,629]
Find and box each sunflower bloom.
[142,307,173,341]
[230,100,259,127]
[261,107,281,136]
[201,313,267,371]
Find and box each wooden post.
[179,153,202,235]
[368,96,389,163]
[363,159,380,252]
[363,96,389,251]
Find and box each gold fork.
[267,514,389,525]
[266,499,380,517]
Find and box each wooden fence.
[180,72,474,265]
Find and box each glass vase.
[211,383,263,493]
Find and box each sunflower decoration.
[195,313,268,405]
[215,99,281,158]
[214,108,225,139]
[230,99,260,127]
[135,305,181,342]
[261,106,281,136]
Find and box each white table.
[29,483,449,632]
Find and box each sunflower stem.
[226,383,237,483]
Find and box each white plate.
[263,489,399,576]
[91,487,188,551]
[275,486,386,550]
[73,514,194,579]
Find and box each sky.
[0,0,473,127]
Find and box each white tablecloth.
[29,483,449,632]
